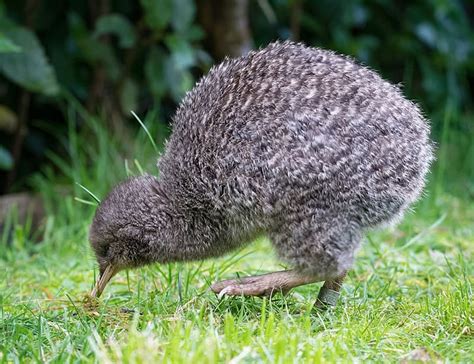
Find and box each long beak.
[91,264,118,298]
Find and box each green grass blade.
[76,183,101,204]
[131,110,158,153]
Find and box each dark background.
[0,0,473,198]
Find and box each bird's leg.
[315,272,346,309]
[211,270,322,298]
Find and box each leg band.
[316,286,340,307]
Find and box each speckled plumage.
[90,41,433,282]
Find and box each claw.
[217,286,233,299]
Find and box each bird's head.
[89,175,160,298]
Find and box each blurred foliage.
[0,0,472,192]
[0,21,59,95]
[0,0,210,189]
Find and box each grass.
[0,108,473,363]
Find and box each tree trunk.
[198,0,253,60]
[86,0,133,150]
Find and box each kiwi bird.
[89,41,433,305]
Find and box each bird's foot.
[212,278,285,298]
[211,270,319,298]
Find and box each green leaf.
[0,145,13,170]
[415,22,437,48]
[145,47,167,101]
[171,0,196,33]
[165,35,196,70]
[180,24,205,42]
[165,57,193,102]
[0,33,20,53]
[94,14,136,48]
[140,0,172,31]
[0,26,59,95]
[69,13,120,80]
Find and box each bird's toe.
[213,282,279,298]
[211,276,256,293]
[210,280,234,293]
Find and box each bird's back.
[158,41,433,232]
